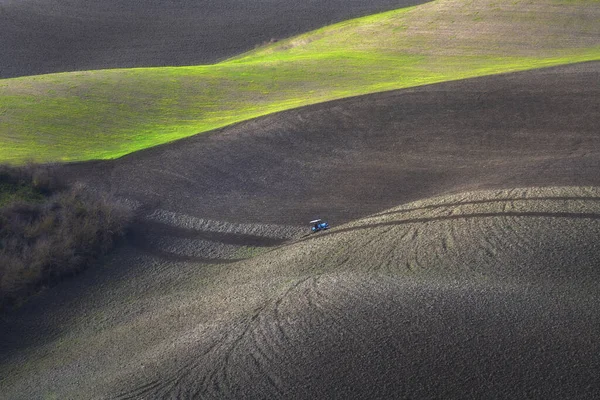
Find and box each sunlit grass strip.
[1,0,599,163]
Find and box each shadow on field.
[126,220,287,263]
[132,220,287,247]
[1,0,429,78]
[126,243,243,264]
[3,63,600,399]
[58,62,600,227]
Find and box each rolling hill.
[1,62,599,398]
[2,185,599,398]
[0,0,427,78]
[1,0,598,163]
[56,61,600,225]
[1,1,600,398]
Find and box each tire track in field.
[6,188,600,399]
[131,273,600,398]
[115,277,315,399]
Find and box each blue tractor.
[310,219,330,233]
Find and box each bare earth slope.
[0,62,599,398]
[60,61,600,226]
[1,187,599,399]
[0,0,428,78]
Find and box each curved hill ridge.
[1,1,599,397]
[2,0,599,163]
[0,0,428,79]
[239,0,599,60]
[60,61,600,225]
[2,186,599,398]
[1,62,600,399]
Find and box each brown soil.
[1,62,599,399]
[59,61,600,226]
[0,0,428,78]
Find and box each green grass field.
[1,0,599,163]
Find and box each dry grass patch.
[0,164,132,309]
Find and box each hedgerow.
[0,164,131,309]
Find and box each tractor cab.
[310,219,330,233]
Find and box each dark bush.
[0,163,62,194]
[0,165,132,309]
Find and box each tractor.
[310,219,330,233]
